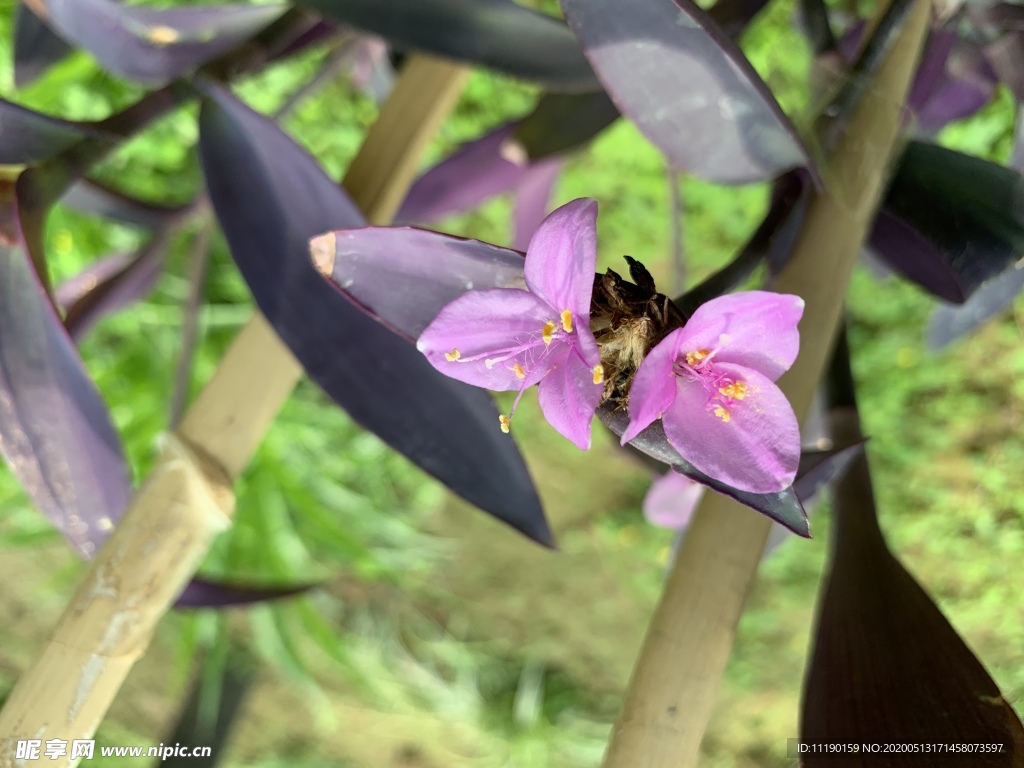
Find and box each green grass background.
[0,1,1022,766]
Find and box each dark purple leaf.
[175,577,315,608]
[302,0,597,91]
[160,658,251,768]
[0,194,132,558]
[396,123,528,224]
[872,140,1024,303]
[927,264,1024,349]
[677,168,812,314]
[0,97,115,165]
[196,82,551,546]
[513,90,621,161]
[61,230,173,340]
[13,5,74,89]
[313,226,527,342]
[396,121,563,243]
[801,331,1024,764]
[62,179,192,229]
[559,0,817,184]
[55,253,133,311]
[598,404,809,535]
[706,0,772,40]
[34,0,287,85]
[792,440,864,503]
[269,18,339,61]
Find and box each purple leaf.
[35,0,287,85]
[313,226,527,341]
[792,440,864,502]
[0,193,132,558]
[598,404,809,535]
[61,230,173,341]
[301,0,597,91]
[512,159,563,250]
[61,179,192,229]
[13,5,74,89]
[801,332,1024,763]
[513,90,621,161]
[872,140,1024,303]
[197,81,552,546]
[0,97,115,165]
[175,577,315,608]
[927,264,1024,349]
[559,0,817,183]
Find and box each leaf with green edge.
[801,329,1024,764]
[300,0,598,91]
[197,81,552,547]
[13,5,74,89]
[558,0,819,184]
[33,0,287,86]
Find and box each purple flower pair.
[416,198,804,494]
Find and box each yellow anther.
[561,309,573,333]
[444,348,461,362]
[718,380,747,400]
[542,321,556,345]
[685,349,711,366]
[499,414,511,433]
[592,364,604,385]
[513,363,526,379]
[713,406,731,423]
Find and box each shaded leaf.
[0,195,132,558]
[801,330,1024,764]
[35,0,287,86]
[872,140,1024,303]
[61,179,192,229]
[160,656,252,767]
[513,90,620,161]
[175,577,316,608]
[197,82,551,546]
[926,264,1024,349]
[0,97,115,165]
[313,225,527,341]
[302,0,597,91]
[13,5,74,89]
[676,168,812,314]
[559,0,817,183]
[598,404,809,536]
[61,230,173,340]
[792,439,864,503]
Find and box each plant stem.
[600,1,932,766]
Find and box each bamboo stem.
[0,56,468,768]
[601,3,933,766]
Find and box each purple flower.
[621,291,804,493]
[416,198,605,449]
[643,471,705,529]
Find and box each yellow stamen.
[592,364,604,385]
[444,348,461,362]
[513,363,526,379]
[686,349,711,366]
[499,414,511,433]
[561,309,573,333]
[713,406,731,423]
[542,321,556,345]
[718,380,747,400]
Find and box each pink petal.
[417,288,556,391]
[620,327,685,445]
[643,471,705,529]
[676,291,805,381]
[662,362,799,493]
[524,198,598,320]
[537,343,604,450]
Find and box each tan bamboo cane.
[0,56,468,768]
[601,2,933,766]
